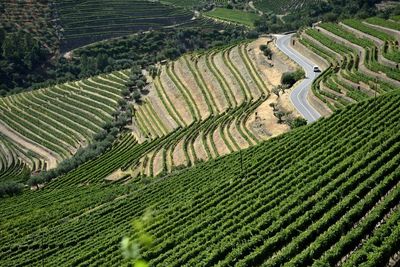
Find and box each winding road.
[275,34,322,123]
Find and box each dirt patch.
[173,138,187,167]
[152,148,164,176]
[213,126,230,156]
[213,52,245,105]
[246,96,290,140]
[193,134,208,161]
[229,45,260,99]
[174,57,210,120]
[229,121,250,149]
[197,56,229,112]
[160,66,194,125]
[248,37,293,88]
[105,169,125,181]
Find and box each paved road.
[275,34,321,123]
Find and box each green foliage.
[259,44,272,59]
[1,93,400,265]
[0,181,23,198]
[366,17,400,31]
[289,117,308,129]
[0,30,49,93]
[121,210,154,266]
[281,69,305,87]
[205,8,260,27]
[24,27,246,94]
[56,0,194,51]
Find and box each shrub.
[0,182,24,198]
[289,117,308,129]
[281,69,305,87]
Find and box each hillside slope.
[293,17,400,115]
[1,91,399,266]
[0,70,129,173]
[55,0,194,52]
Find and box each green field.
[205,8,259,27]
[2,4,400,265]
[254,0,321,13]
[1,91,400,265]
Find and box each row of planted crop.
[1,97,398,262]
[145,96,390,243]
[137,42,268,174]
[2,86,346,253]
[318,23,400,82]
[142,98,392,255]
[147,100,400,266]
[41,94,400,266]
[303,23,398,109]
[0,70,128,165]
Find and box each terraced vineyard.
[55,0,194,52]
[0,134,31,183]
[120,38,300,180]
[295,17,400,113]
[1,90,399,266]
[254,0,321,13]
[0,70,129,175]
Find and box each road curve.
[275,34,322,123]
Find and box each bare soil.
[248,38,294,88]
[213,126,230,156]
[213,52,245,105]
[246,95,290,140]
[173,139,187,167]
[193,134,208,161]
[229,46,260,99]
[104,169,125,181]
[160,66,194,124]
[174,57,210,120]
[197,56,229,112]
[152,148,164,176]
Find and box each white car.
[313,66,321,72]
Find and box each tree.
[27,176,44,190]
[96,53,109,71]
[121,89,131,98]
[136,80,146,90]
[133,91,141,103]
[118,98,127,107]
[0,181,24,197]
[272,87,281,98]
[274,111,285,124]
[269,102,278,111]
[148,65,158,78]
[260,45,272,59]
[281,69,305,87]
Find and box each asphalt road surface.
[275,34,322,123]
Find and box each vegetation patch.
[205,8,259,27]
